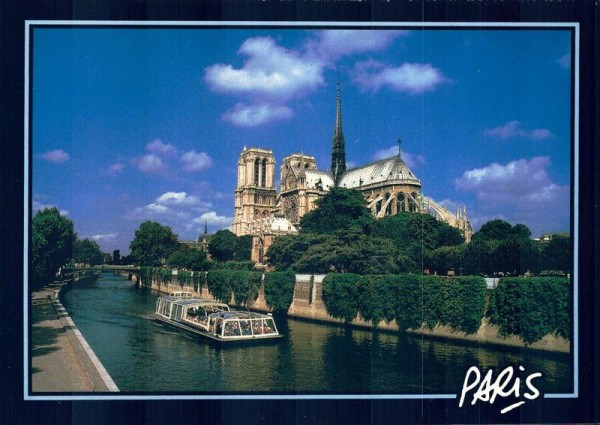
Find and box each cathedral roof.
[338,155,421,189]
[304,170,335,190]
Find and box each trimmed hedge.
[322,274,362,322]
[263,271,296,312]
[324,273,487,334]
[488,277,570,344]
[206,270,234,303]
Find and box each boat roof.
[159,295,229,309]
[210,311,273,320]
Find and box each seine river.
[60,273,572,396]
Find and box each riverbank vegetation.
[266,188,571,277]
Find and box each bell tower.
[232,147,276,236]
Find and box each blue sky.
[32,27,572,254]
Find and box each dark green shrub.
[178,270,192,286]
[159,268,172,285]
[488,277,570,344]
[322,273,362,322]
[263,271,295,312]
[207,270,233,303]
[357,275,401,326]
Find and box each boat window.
[263,318,276,334]
[214,319,223,336]
[173,305,184,320]
[239,319,252,336]
[251,319,265,335]
[224,320,241,337]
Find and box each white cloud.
[41,149,70,163]
[180,150,213,172]
[204,36,324,100]
[484,120,553,141]
[32,200,69,216]
[146,139,178,156]
[108,163,125,174]
[372,145,424,169]
[92,233,118,242]
[308,30,407,62]
[455,157,569,234]
[155,191,199,206]
[132,154,167,174]
[354,61,448,94]
[192,211,233,229]
[223,103,293,127]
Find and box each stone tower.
[331,80,346,187]
[232,147,276,236]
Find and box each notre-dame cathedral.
[232,82,472,264]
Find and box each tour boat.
[154,291,282,343]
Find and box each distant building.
[180,221,211,258]
[232,81,472,264]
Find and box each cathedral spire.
[331,78,346,186]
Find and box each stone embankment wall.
[138,272,570,354]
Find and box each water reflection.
[60,273,572,394]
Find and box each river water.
[60,272,572,396]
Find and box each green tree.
[167,247,208,270]
[31,207,76,287]
[234,234,253,261]
[129,221,180,266]
[208,229,238,262]
[299,187,374,235]
[112,249,121,265]
[540,234,572,274]
[73,238,104,266]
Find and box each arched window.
[375,200,383,215]
[261,159,267,187]
[397,193,406,212]
[409,192,418,212]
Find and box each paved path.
[30,282,118,393]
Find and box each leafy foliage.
[488,277,570,344]
[263,271,296,312]
[73,238,104,266]
[207,270,234,303]
[167,248,208,270]
[323,273,487,334]
[234,235,253,261]
[231,271,262,306]
[208,229,238,262]
[322,274,362,322]
[129,221,179,266]
[31,207,76,287]
[299,187,374,235]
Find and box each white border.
[24,20,580,401]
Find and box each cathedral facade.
[232,82,472,264]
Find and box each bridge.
[75,265,141,273]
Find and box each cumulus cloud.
[155,191,199,206]
[92,233,118,242]
[192,211,233,229]
[41,149,70,163]
[372,145,425,169]
[205,36,324,100]
[223,103,293,127]
[455,157,569,234]
[146,139,178,156]
[353,60,448,94]
[308,30,407,62]
[484,120,553,141]
[132,154,167,174]
[180,150,213,172]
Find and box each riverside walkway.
[30,282,118,393]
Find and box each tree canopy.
[129,221,180,266]
[167,247,209,270]
[73,238,104,266]
[299,187,374,235]
[31,207,76,287]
